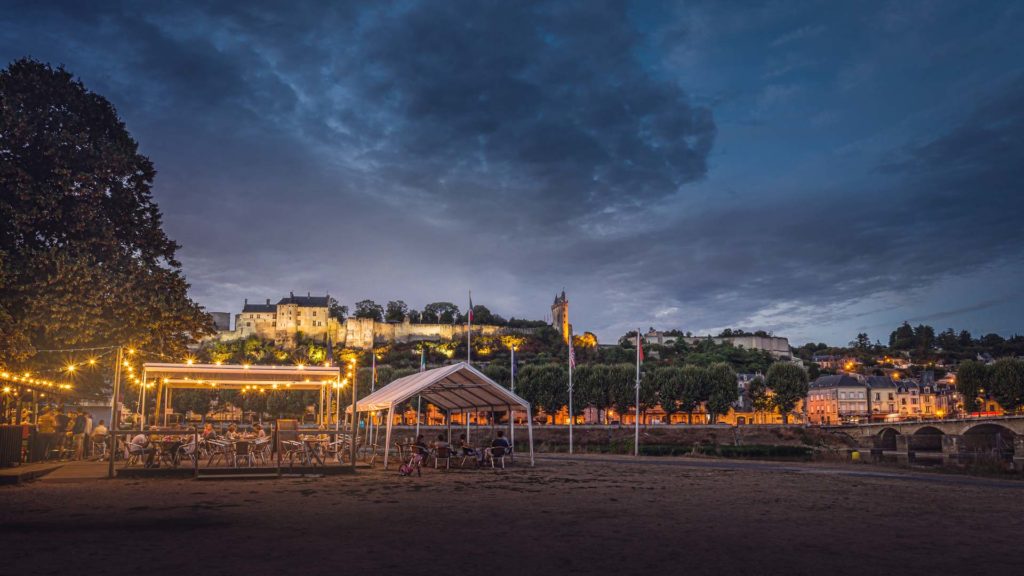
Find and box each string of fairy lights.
[1,343,362,406]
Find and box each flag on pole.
[420,347,426,373]
[510,347,517,379]
[468,291,474,323]
[569,334,576,370]
[325,335,334,365]
[638,333,644,364]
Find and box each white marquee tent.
[354,362,534,467]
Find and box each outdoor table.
[299,436,327,466]
[158,439,183,467]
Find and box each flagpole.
[568,335,574,455]
[635,327,641,457]
[467,290,472,366]
[510,346,516,450]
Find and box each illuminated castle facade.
[552,290,571,343]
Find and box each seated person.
[130,431,158,468]
[201,423,217,440]
[457,433,477,458]
[252,423,266,438]
[226,424,240,440]
[91,419,108,438]
[432,434,449,451]
[491,430,511,451]
[412,434,428,454]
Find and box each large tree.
[422,302,460,324]
[989,359,1024,414]
[384,300,409,323]
[705,362,738,424]
[956,360,988,413]
[353,299,384,321]
[766,362,809,425]
[0,59,212,382]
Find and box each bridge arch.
[877,427,900,451]
[962,423,1016,458]
[910,426,945,451]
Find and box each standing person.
[84,412,94,457]
[54,407,70,458]
[71,410,87,460]
[36,408,56,460]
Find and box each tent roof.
[355,362,529,413]
[141,362,340,390]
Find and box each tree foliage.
[766,362,808,424]
[956,360,988,413]
[354,300,384,321]
[0,59,212,386]
[989,358,1024,413]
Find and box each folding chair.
[232,441,255,467]
[434,446,452,470]
[485,445,509,469]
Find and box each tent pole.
[446,410,452,444]
[466,409,470,443]
[383,403,394,469]
[415,395,421,439]
[138,368,146,427]
[153,376,162,429]
[507,403,513,463]
[526,405,534,466]
[349,364,357,469]
[139,370,147,427]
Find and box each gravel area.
[2,455,1020,575]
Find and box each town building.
[631,329,794,360]
[806,374,869,425]
[866,375,898,420]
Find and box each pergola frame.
[140,362,343,426]
[354,362,534,468]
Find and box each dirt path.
[2,458,1020,575]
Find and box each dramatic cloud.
[2,0,1022,344]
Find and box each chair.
[91,435,108,461]
[253,437,272,465]
[232,441,255,467]
[125,442,148,467]
[485,445,509,469]
[281,440,307,466]
[177,441,198,467]
[206,439,232,467]
[434,446,452,470]
[459,447,480,469]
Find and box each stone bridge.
[825,416,1024,471]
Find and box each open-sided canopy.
[142,362,341,391]
[355,362,528,413]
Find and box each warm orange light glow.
[88,358,97,365]
[186,358,194,365]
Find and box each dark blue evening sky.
[2,1,1022,345]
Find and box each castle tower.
[551,290,571,343]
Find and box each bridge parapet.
[822,416,1024,438]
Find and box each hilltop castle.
[552,290,571,343]
[209,291,571,349]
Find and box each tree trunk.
[782,411,789,426]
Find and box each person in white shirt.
[130,431,157,467]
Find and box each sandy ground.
[2,456,1022,576]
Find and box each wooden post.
[107,347,123,479]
